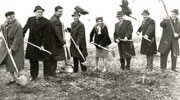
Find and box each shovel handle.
[70,36,85,61]
[91,42,111,52]
[25,41,52,55]
[63,45,68,65]
[0,32,19,73]
[142,36,151,42]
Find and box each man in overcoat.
[49,6,66,77]
[23,6,52,81]
[158,9,180,72]
[114,11,135,70]
[136,10,157,71]
[0,11,24,85]
[69,11,88,73]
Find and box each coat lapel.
[174,19,180,32]
[116,20,125,33]
[141,18,151,29]
[0,24,8,64]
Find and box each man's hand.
[174,33,179,38]
[90,41,94,44]
[136,32,140,35]
[76,45,79,49]
[115,39,120,43]
[144,34,148,39]
[63,44,66,48]
[124,37,128,41]
[40,46,45,51]
[9,48,12,54]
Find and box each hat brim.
[141,12,150,15]
[171,11,179,15]
[72,14,80,17]
[34,9,45,12]
[117,15,123,17]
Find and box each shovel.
[142,36,151,42]
[24,40,52,55]
[69,36,88,66]
[1,32,28,86]
[60,45,74,73]
[70,36,85,61]
[91,42,115,57]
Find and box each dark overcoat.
[49,15,69,61]
[89,24,111,48]
[114,19,135,58]
[70,21,88,59]
[23,16,51,61]
[0,20,24,72]
[137,18,157,55]
[158,18,180,56]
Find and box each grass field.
[0,38,180,100]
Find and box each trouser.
[49,59,57,77]
[146,55,153,69]
[30,60,51,79]
[73,57,87,73]
[120,58,131,70]
[160,48,177,70]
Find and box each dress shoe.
[102,68,107,73]
[171,69,179,72]
[6,81,16,85]
[30,77,38,81]
[121,66,125,70]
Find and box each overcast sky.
[0,0,180,39]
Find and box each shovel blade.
[16,75,28,86]
[81,61,89,66]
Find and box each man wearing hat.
[114,11,135,71]
[23,5,52,81]
[136,10,157,72]
[0,11,24,85]
[69,10,88,73]
[158,9,180,72]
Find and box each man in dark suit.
[70,11,88,73]
[158,9,180,72]
[23,6,52,81]
[114,11,135,70]
[136,10,157,72]
[49,6,66,77]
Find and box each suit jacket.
[158,18,180,56]
[70,21,88,60]
[137,18,157,55]
[114,19,135,58]
[23,16,51,61]
[0,20,24,72]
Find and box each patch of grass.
[0,42,180,100]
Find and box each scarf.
[95,23,105,35]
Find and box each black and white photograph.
[0,0,180,99]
